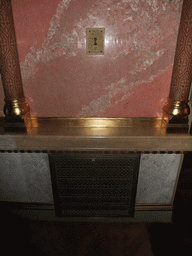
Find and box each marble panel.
[136,154,183,204]
[0,153,182,205]
[0,153,53,203]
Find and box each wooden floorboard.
[27,221,153,256]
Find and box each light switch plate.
[86,28,105,55]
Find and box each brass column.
[162,0,192,133]
[0,0,32,132]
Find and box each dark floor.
[1,153,192,256]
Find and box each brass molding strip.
[0,201,172,211]
[0,150,185,154]
[30,117,162,128]
[0,201,55,210]
[135,204,173,211]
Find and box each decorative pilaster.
[0,0,32,132]
[162,0,192,133]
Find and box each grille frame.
[49,152,141,217]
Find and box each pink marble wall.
[0,0,183,117]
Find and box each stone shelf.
[0,117,192,152]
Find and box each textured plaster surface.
[0,0,183,117]
[0,153,182,205]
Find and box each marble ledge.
[0,117,192,152]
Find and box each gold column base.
[3,98,32,132]
[162,98,190,133]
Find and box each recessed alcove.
[0,0,192,222]
[0,117,190,222]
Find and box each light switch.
[86,28,105,55]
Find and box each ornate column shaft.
[0,0,32,132]
[162,0,192,133]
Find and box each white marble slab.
[0,153,182,205]
[0,153,53,202]
[136,154,183,204]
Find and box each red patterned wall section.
[0,0,185,117]
[0,0,24,100]
[169,0,192,101]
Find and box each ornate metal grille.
[49,153,141,217]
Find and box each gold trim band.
[29,117,162,128]
[0,201,173,211]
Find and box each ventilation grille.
[49,153,141,217]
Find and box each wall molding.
[0,201,173,211]
[1,202,173,222]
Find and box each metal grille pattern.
[49,153,141,217]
